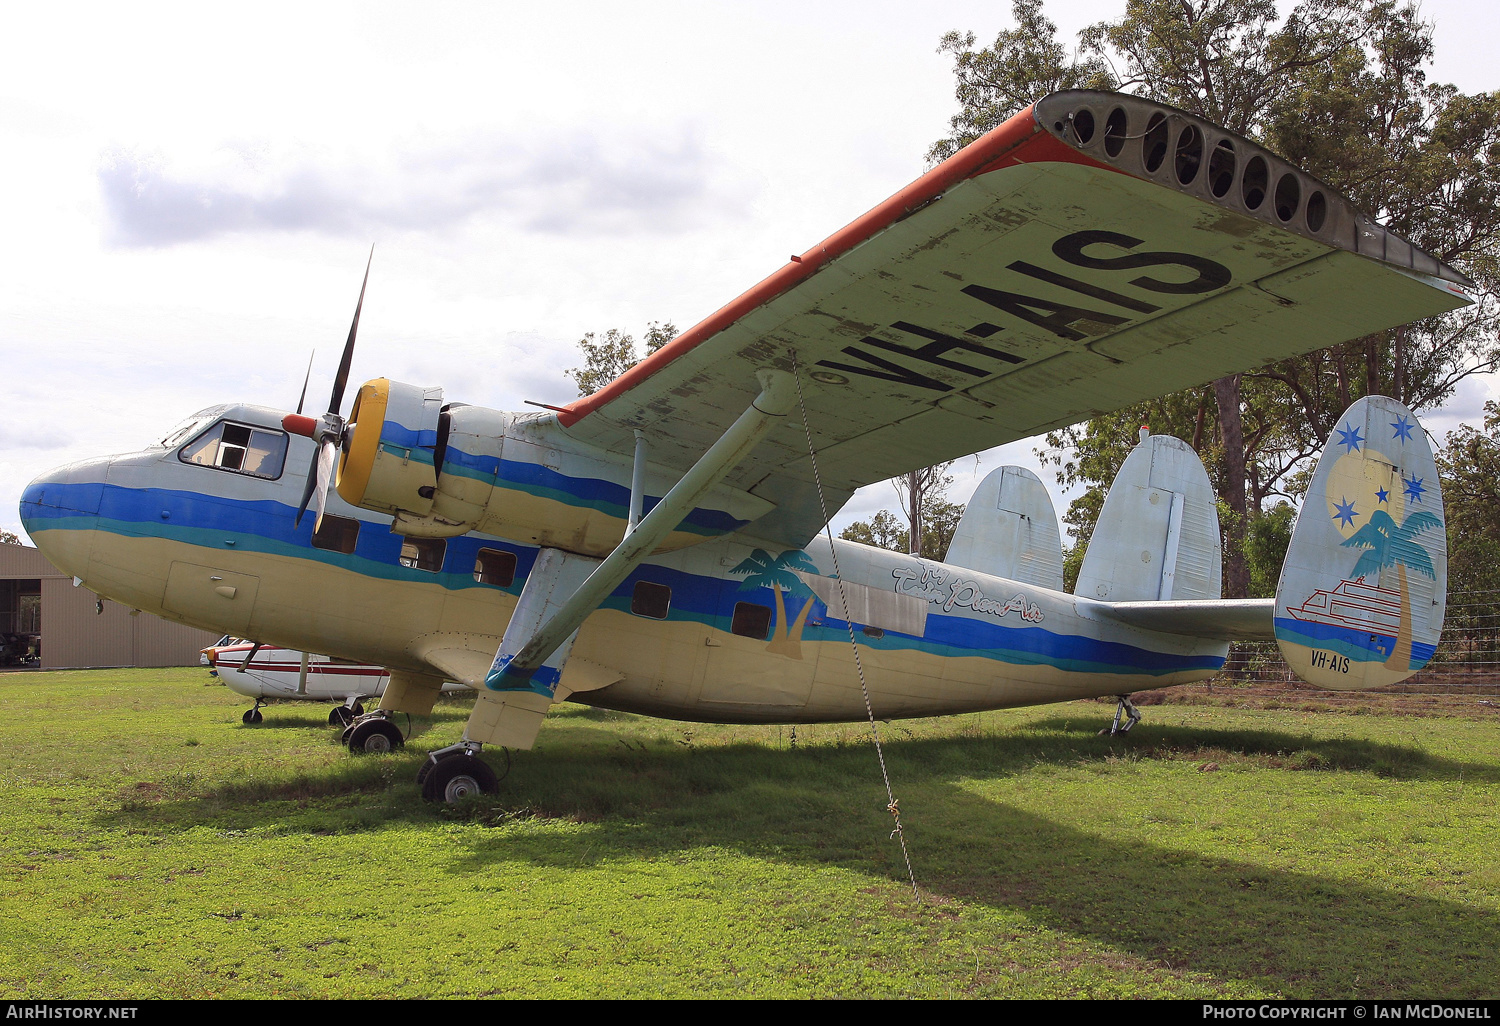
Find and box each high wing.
[556,91,1473,550]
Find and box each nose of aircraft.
[19,458,109,528]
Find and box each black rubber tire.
[348,718,404,754]
[417,747,510,787]
[243,708,263,725]
[415,754,437,787]
[351,702,364,717]
[329,706,354,727]
[420,753,497,803]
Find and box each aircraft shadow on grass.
[100,718,1499,995]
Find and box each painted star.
[1391,416,1415,443]
[1403,475,1427,503]
[1376,487,1390,504]
[1332,496,1358,527]
[1336,423,1363,453]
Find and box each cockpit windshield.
[158,415,212,450]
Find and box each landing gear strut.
[344,711,404,753]
[418,741,509,803]
[1099,694,1141,736]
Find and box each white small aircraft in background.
[203,637,467,730]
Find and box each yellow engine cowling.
[336,379,445,517]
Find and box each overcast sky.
[2,0,1494,544]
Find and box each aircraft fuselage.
[20,402,1227,724]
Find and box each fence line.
[1182,589,1500,702]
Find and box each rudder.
[1275,396,1446,689]
[944,466,1064,591]
[1076,432,1222,602]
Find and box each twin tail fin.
[1274,396,1446,689]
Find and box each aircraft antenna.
[791,354,922,906]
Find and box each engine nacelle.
[335,382,775,556]
[336,379,444,517]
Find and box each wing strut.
[462,369,797,752]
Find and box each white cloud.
[98,128,744,247]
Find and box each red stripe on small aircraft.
[555,105,1112,428]
[212,659,387,677]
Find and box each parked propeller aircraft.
[202,637,467,727]
[21,92,1461,802]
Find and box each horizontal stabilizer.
[1275,396,1446,689]
[1094,599,1274,641]
[1076,433,1221,602]
[944,465,1064,590]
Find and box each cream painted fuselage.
[20,402,1227,724]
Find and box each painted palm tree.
[730,548,820,658]
[1341,508,1443,670]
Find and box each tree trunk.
[1393,327,1407,403]
[765,584,812,660]
[1214,374,1250,599]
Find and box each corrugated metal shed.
[1,542,218,668]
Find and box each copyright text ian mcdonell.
[1204,1006,1493,1020]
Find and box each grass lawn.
[1,667,1496,999]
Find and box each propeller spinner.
[283,248,373,531]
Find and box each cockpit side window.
[179,421,288,480]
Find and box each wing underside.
[557,92,1472,549]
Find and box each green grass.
[1,668,1497,998]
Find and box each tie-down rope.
[790,356,922,905]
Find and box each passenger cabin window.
[631,581,671,620]
[179,421,288,479]
[731,601,772,640]
[400,537,446,573]
[312,514,360,554]
[473,548,516,587]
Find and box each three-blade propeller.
[284,247,373,532]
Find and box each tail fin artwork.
[1075,431,1223,603]
[1275,397,1447,690]
[944,466,1064,591]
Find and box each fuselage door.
[164,562,261,636]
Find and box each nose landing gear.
[327,699,365,727]
[343,712,405,753]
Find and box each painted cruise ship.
[1286,577,1402,635]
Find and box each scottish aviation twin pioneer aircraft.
[21,92,1460,801]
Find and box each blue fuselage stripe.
[23,480,1221,677]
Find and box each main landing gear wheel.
[347,717,404,754]
[416,746,510,788]
[420,752,498,803]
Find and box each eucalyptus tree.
[934,0,1498,597]
[565,321,679,397]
